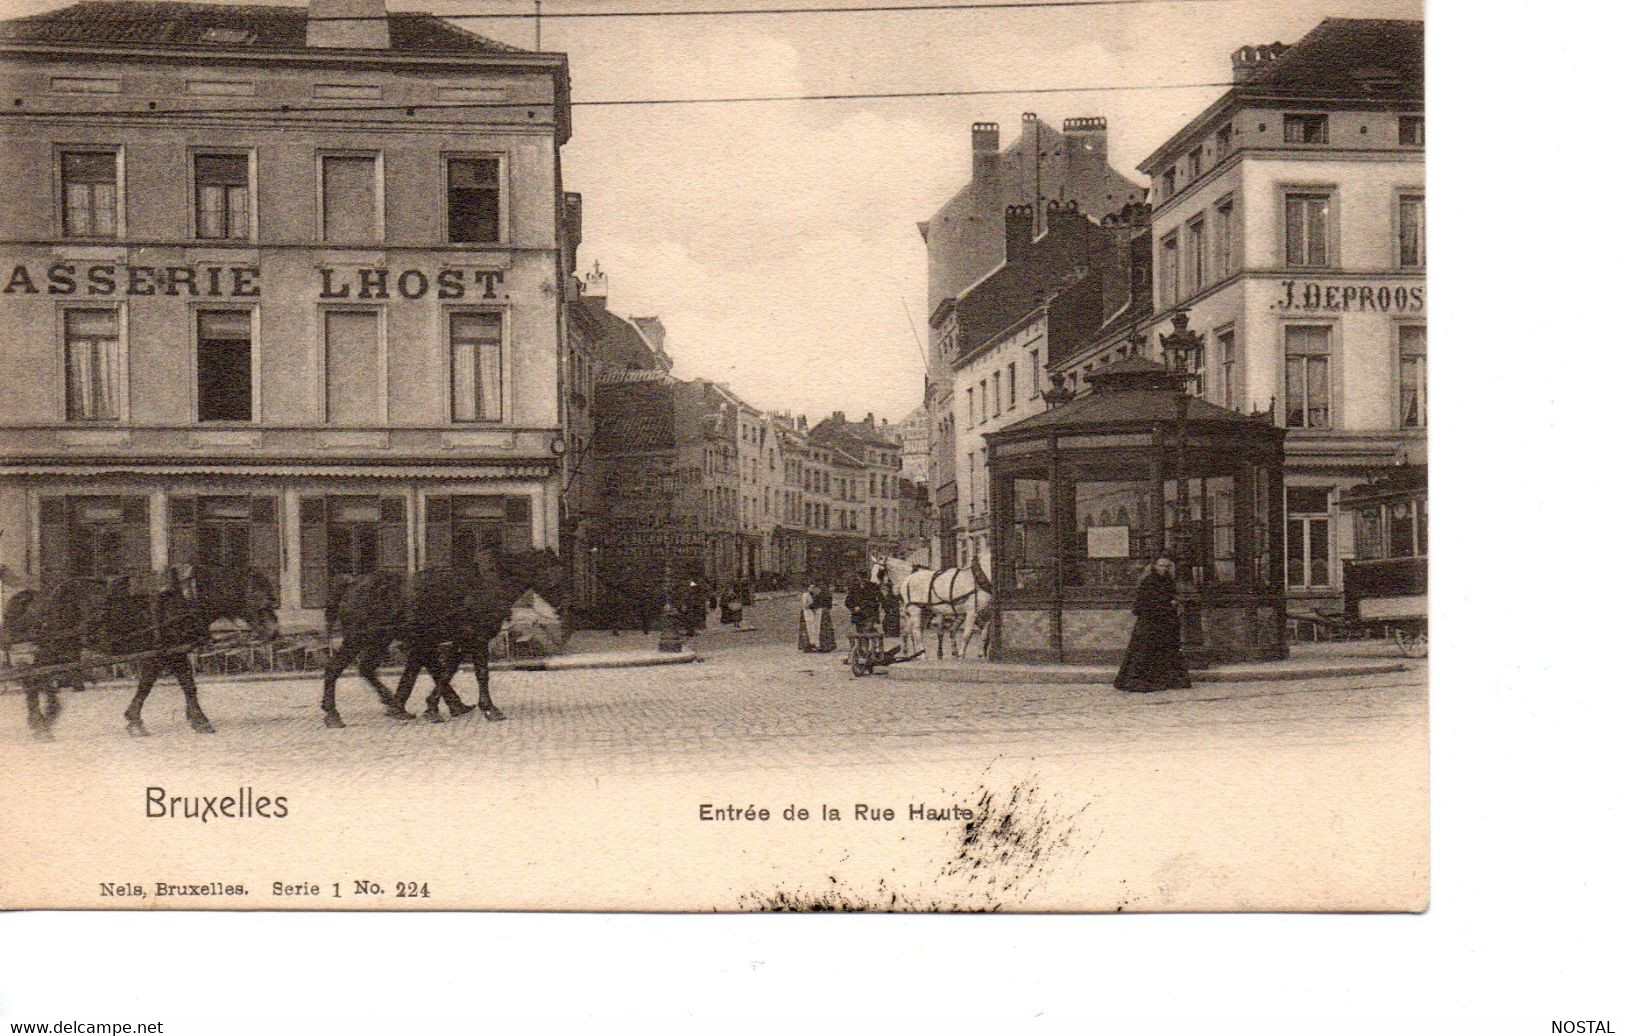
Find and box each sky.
[6,0,1422,421]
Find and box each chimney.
[864,412,875,428]
[1062,116,1107,160]
[1005,204,1034,262]
[832,411,845,425]
[306,0,391,49]
[972,121,1000,182]
[1231,42,1290,83]
[582,261,607,308]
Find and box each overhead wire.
[305,0,1232,19]
[0,79,1230,121]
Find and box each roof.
[990,356,1280,439]
[954,211,1116,363]
[1139,18,1422,174]
[593,380,676,453]
[0,1,525,55]
[574,301,667,373]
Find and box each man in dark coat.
[1114,555,1193,692]
[844,571,882,634]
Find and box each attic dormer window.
[200,27,254,44]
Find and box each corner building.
[0,0,572,627]
[1135,18,1424,613]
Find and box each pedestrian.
[844,569,881,635]
[1114,554,1192,692]
[720,581,744,627]
[799,580,835,652]
[813,581,835,652]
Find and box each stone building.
[0,0,573,627]
[1133,17,1425,613]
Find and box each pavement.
[2,591,1429,912]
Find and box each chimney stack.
[306,0,391,49]
[1231,41,1290,83]
[1005,204,1035,261]
[1062,116,1107,160]
[972,121,1000,182]
[581,261,607,308]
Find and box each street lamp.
[656,465,686,653]
[1159,309,1206,649]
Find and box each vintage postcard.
[0,0,1426,912]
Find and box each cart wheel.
[851,652,870,678]
[1393,628,1429,658]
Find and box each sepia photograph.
[0,0,1429,914]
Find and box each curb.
[513,649,699,671]
[885,660,1409,685]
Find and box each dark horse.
[320,548,568,729]
[2,577,106,740]
[103,564,280,737]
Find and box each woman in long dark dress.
[1114,556,1192,692]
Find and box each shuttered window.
[422,495,530,570]
[37,495,149,587]
[169,494,279,600]
[297,494,406,609]
[320,154,380,243]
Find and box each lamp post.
[1159,309,1205,649]
[656,465,685,653]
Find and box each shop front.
[986,357,1287,664]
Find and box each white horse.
[872,555,992,660]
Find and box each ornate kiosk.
[985,355,1288,664]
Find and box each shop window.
[60,150,119,238]
[64,307,121,422]
[37,496,149,585]
[195,309,254,422]
[170,494,279,598]
[1008,477,1052,591]
[1283,113,1328,144]
[1399,116,1424,146]
[297,495,405,608]
[1284,325,1331,429]
[446,156,501,243]
[423,495,531,570]
[450,311,503,422]
[1398,194,1425,268]
[320,154,379,243]
[324,310,381,425]
[1399,325,1426,428]
[1068,475,1153,589]
[194,152,250,240]
[1285,192,1331,268]
[1286,486,1331,589]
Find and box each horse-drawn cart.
[847,631,888,677]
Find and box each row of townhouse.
[924,16,1424,614]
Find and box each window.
[1187,146,1202,181]
[1286,486,1332,589]
[1030,349,1041,397]
[1187,216,1207,291]
[1399,115,1424,146]
[1215,196,1235,276]
[992,371,1002,416]
[979,379,988,423]
[64,308,120,422]
[446,156,501,243]
[1217,326,1237,410]
[1399,325,1426,428]
[60,150,118,238]
[1283,113,1328,144]
[1160,168,1176,200]
[1284,325,1331,429]
[194,152,250,240]
[966,387,974,427]
[1159,232,1179,303]
[320,154,379,242]
[1007,361,1017,407]
[1398,194,1425,268]
[450,311,503,422]
[325,310,381,424]
[195,309,254,422]
[1216,123,1233,156]
[1285,192,1330,268]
